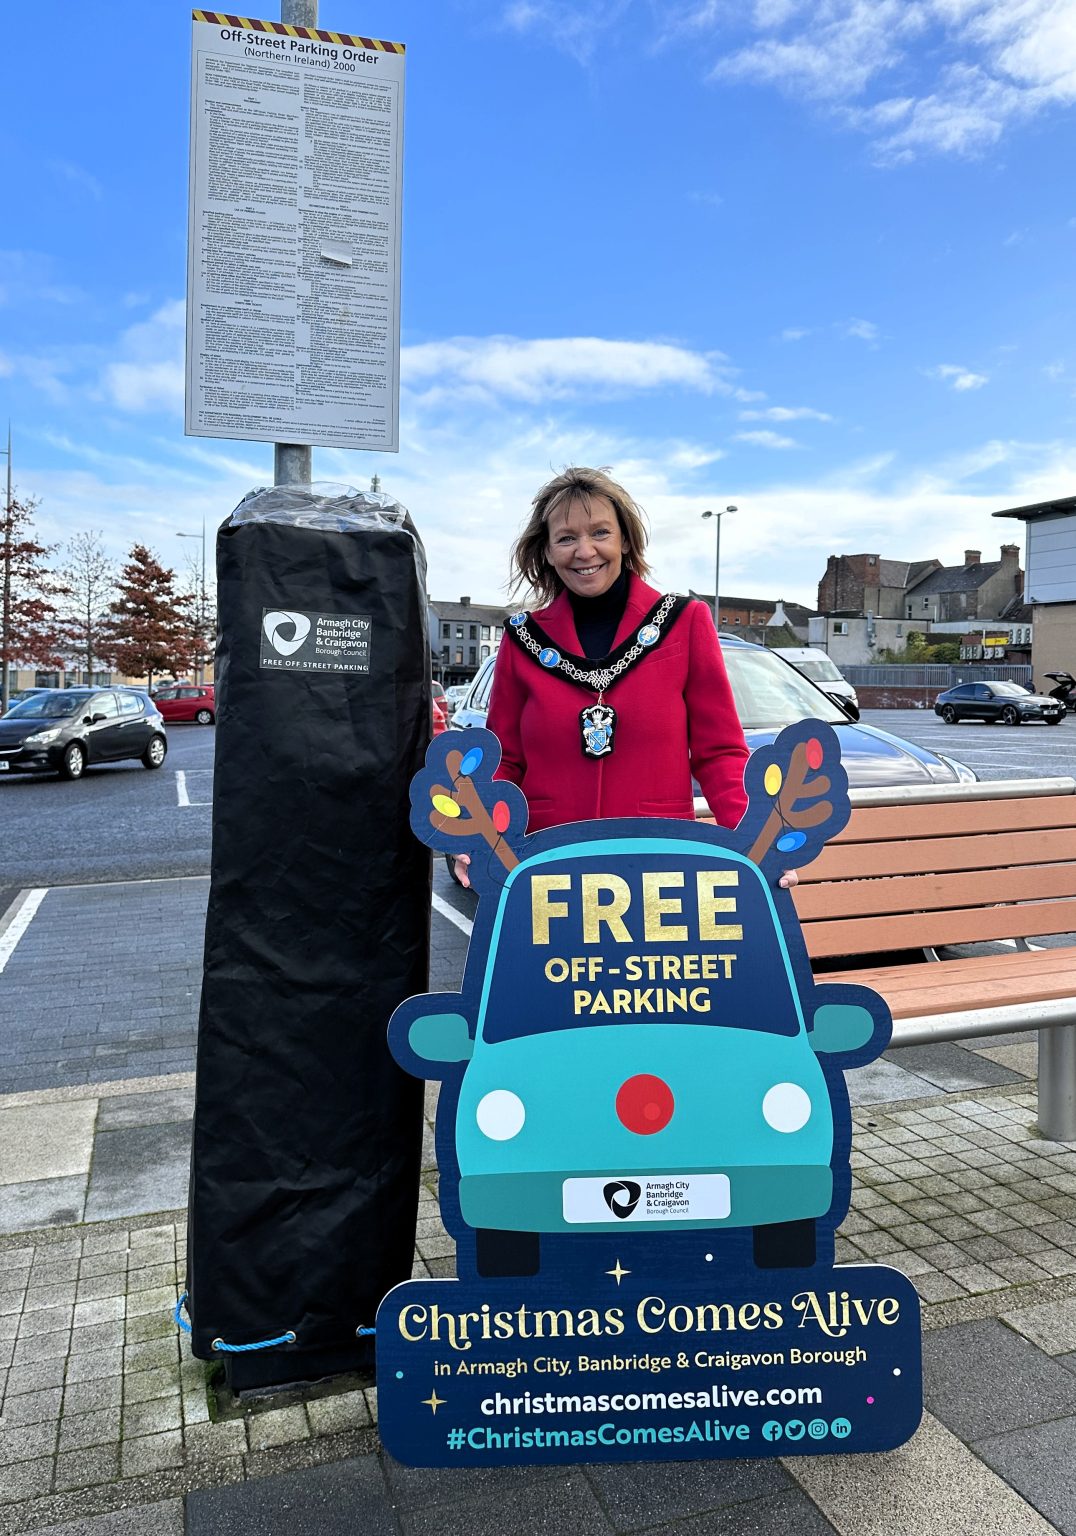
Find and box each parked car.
[454,636,976,789]
[432,695,448,735]
[934,680,1065,727]
[3,687,52,714]
[0,688,168,780]
[777,647,859,711]
[445,684,470,711]
[152,683,216,725]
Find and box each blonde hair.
[510,467,651,607]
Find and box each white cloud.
[48,160,103,201]
[780,327,813,341]
[500,0,631,62]
[100,301,185,413]
[930,363,990,390]
[699,0,1076,160]
[841,318,880,342]
[401,335,732,402]
[739,405,834,421]
[733,429,801,448]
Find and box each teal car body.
[405,833,879,1245]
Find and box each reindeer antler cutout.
[409,729,529,890]
[429,746,519,875]
[742,722,849,874]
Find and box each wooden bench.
[789,777,1076,1139]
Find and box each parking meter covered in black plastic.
[185,485,430,1388]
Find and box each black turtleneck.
[568,567,630,659]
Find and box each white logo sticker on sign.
[263,610,312,656]
[562,1174,731,1224]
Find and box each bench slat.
[821,946,1076,1019]
[828,795,1076,844]
[797,827,1076,883]
[794,861,1076,921]
[802,899,1076,958]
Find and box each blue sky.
[4,0,1076,608]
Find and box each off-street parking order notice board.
[186,12,404,451]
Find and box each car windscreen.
[990,682,1030,697]
[722,648,846,729]
[5,692,87,720]
[481,853,802,1043]
[795,658,843,684]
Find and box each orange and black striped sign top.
[191,11,405,53]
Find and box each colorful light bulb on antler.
[745,722,849,875]
[409,729,528,889]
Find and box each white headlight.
[763,1083,812,1133]
[24,728,61,746]
[476,1090,525,1141]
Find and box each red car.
[432,695,448,734]
[154,684,216,725]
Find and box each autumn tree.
[56,531,116,686]
[98,544,195,691]
[0,489,67,712]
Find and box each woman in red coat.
[455,466,754,883]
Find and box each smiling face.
[545,494,629,599]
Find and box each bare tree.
[56,531,116,686]
[0,489,67,712]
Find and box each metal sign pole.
[274,0,318,487]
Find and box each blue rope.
[172,1290,297,1352]
[356,1325,375,1337]
[212,1330,297,1353]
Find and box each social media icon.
[762,1420,783,1442]
[808,1419,829,1440]
[830,1417,852,1439]
[784,1419,806,1440]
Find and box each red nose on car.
[616,1074,674,1135]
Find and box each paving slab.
[975,1415,1076,1536]
[787,1410,1058,1536]
[83,1123,191,1223]
[974,1043,1038,1078]
[583,1454,792,1529]
[30,1498,184,1534]
[397,1469,615,1536]
[1002,1298,1076,1356]
[186,1454,397,1535]
[0,1176,86,1237]
[94,1090,194,1132]
[642,1488,839,1536]
[845,1060,940,1107]
[0,1101,97,1186]
[924,1319,1076,1440]
[887,1043,1024,1092]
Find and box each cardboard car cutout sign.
[378,723,922,1466]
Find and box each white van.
[775,648,859,711]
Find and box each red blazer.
[487,574,749,833]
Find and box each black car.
[934,680,1065,726]
[0,688,168,780]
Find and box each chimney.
[999,544,1020,565]
[459,596,470,606]
[964,550,981,566]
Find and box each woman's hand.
[778,869,799,890]
[454,854,472,889]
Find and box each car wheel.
[1001,705,1021,727]
[142,736,167,769]
[753,1219,816,1269]
[940,705,957,724]
[195,708,214,725]
[474,1229,540,1278]
[59,742,86,781]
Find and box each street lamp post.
[1,425,11,713]
[177,521,207,684]
[701,505,737,630]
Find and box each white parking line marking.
[175,770,190,807]
[0,888,48,976]
[432,892,474,937]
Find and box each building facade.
[430,596,511,687]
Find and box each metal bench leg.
[1039,1026,1076,1142]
